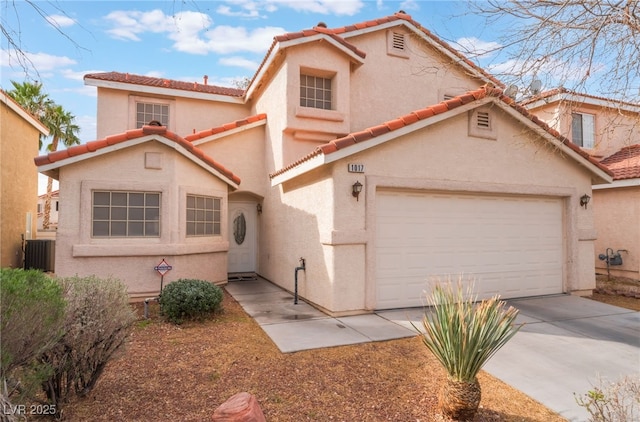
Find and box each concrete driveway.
[227,278,640,421]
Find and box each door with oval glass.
[228,202,256,274]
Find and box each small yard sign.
[154,259,172,276]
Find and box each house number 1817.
[348,163,365,173]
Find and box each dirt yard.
[59,281,638,422]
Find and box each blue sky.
[1,0,513,193]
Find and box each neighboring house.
[37,190,60,231]
[37,12,613,313]
[523,89,640,280]
[1,89,49,268]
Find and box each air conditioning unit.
[24,239,55,272]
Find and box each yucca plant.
[413,278,522,420]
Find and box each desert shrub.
[40,275,135,408]
[0,268,65,414]
[159,279,223,324]
[576,376,640,421]
[413,277,522,420]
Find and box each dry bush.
[40,275,135,411]
[576,375,640,421]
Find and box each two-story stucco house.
[523,89,640,281]
[36,12,613,315]
[1,89,49,268]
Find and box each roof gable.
[0,89,49,135]
[270,85,613,186]
[600,144,640,180]
[521,88,640,114]
[35,125,240,187]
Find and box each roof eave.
[36,135,240,189]
[84,78,245,105]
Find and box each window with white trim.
[136,102,169,128]
[186,194,221,236]
[300,74,332,110]
[571,112,595,148]
[92,191,160,237]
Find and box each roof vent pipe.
[203,75,208,85]
[317,22,327,28]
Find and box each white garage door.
[376,190,564,309]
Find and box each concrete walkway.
[225,277,640,421]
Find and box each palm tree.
[7,81,52,149]
[41,104,80,229]
[8,81,81,229]
[413,278,522,420]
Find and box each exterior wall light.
[256,203,263,214]
[352,181,363,201]
[580,194,591,209]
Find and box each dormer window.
[571,112,595,149]
[387,31,409,58]
[300,73,333,110]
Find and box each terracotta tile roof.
[600,144,640,180]
[270,84,613,180]
[521,87,639,109]
[184,113,267,142]
[84,72,245,97]
[248,12,502,98]
[35,125,241,186]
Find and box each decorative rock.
[212,392,266,422]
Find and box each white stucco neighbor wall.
[54,141,231,299]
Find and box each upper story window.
[136,102,169,128]
[186,194,221,237]
[300,74,332,110]
[92,191,160,238]
[571,112,595,149]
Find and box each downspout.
[294,257,306,305]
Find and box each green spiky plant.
[413,278,522,420]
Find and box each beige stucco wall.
[0,102,40,268]
[593,187,640,280]
[94,87,249,140]
[54,140,231,299]
[267,106,597,315]
[346,28,486,132]
[528,100,639,159]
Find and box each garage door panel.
[375,191,564,309]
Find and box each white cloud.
[219,56,260,70]
[0,49,76,72]
[104,9,281,55]
[265,0,364,15]
[454,37,501,58]
[45,14,76,28]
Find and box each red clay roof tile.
[184,114,267,142]
[270,85,614,180]
[600,144,640,180]
[35,125,241,186]
[84,72,244,97]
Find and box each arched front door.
[228,201,257,274]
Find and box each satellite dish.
[529,79,542,95]
[505,84,518,99]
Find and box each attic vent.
[392,32,405,51]
[443,94,454,101]
[476,111,490,128]
[387,31,409,58]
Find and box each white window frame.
[128,96,176,130]
[186,194,221,237]
[571,112,595,149]
[92,190,161,238]
[300,72,334,110]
